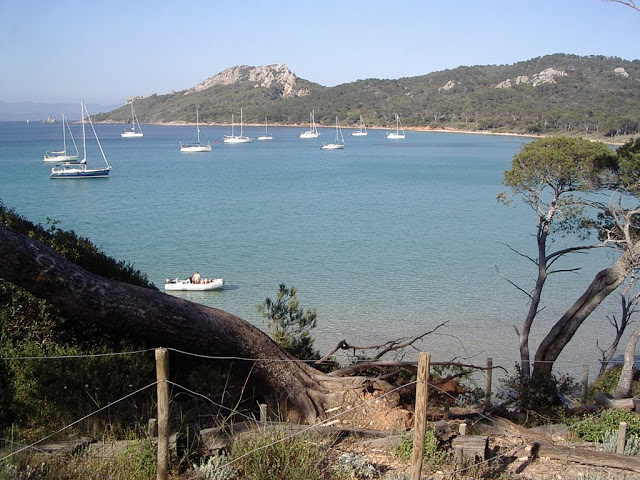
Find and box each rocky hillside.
[185,64,309,99]
[94,54,640,139]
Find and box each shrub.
[498,363,576,425]
[570,409,640,442]
[230,427,346,480]
[394,425,448,468]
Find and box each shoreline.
[98,119,629,144]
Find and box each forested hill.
[93,54,640,138]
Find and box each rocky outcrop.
[185,64,308,98]
[439,80,458,92]
[614,67,629,78]
[125,95,144,105]
[495,67,567,89]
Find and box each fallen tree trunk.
[0,224,393,424]
[488,417,640,472]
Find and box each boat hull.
[223,136,252,144]
[164,278,224,291]
[321,143,344,150]
[299,132,319,138]
[386,133,405,139]
[257,135,273,141]
[50,165,111,179]
[180,144,212,152]
[121,131,143,138]
[350,132,367,137]
[43,154,80,163]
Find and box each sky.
[1,0,639,105]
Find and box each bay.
[0,121,624,377]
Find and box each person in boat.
[192,271,201,284]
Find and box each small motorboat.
[164,277,224,291]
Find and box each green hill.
[93,54,640,139]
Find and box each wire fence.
[0,346,636,478]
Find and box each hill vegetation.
[93,54,640,139]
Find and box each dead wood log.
[594,392,635,410]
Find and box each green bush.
[589,366,640,402]
[570,409,640,442]
[394,426,448,467]
[499,363,576,425]
[230,427,347,480]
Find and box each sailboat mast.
[240,108,243,137]
[61,113,67,154]
[81,102,86,161]
[196,109,201,143]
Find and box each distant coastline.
[98,119,629,144]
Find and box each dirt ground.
[332,396,640,479]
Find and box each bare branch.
[605,0,640,12]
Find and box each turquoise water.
[0,121,623,375]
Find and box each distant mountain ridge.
[0,101,120,122]
[93,54,640,139]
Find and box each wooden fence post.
[410,352,431,480]
[156,348,169,480]
[581,365,589,404]
[484,357,493,410]
[617,421,628,455]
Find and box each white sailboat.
[180,109,212,152]
[43,113,80,163]
[257,117,273,141]
[321,116,345,150]
[121,101,143,138]
[386,113,405,139]
[350,114,368,136]
[223,107,252,143]
[299,110,320,138]
[50,101,112,179]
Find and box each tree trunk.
[532,241,640,380]
[615,323,640,399]
[0,224,380,424]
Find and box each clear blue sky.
[1,0,638,105]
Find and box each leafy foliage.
[229,428,347,480]
[499,363,576,426]
[394,425,449,467]
[257,284,320,361]
[570,409,640,442]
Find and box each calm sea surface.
[0,121,625,376]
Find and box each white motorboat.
[164,277,224,291]
[386,113,405,139]
[43,112,80,163]
[299,110,320,138]
[257,117,273,140]
[321,116,345,150]
[223,107,252,143]
[350,114,368,136]
[180,109,212,152]
[50,101,112,179]
[121,101,143,138]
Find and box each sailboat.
[299,110,320,138]
[257,117,273,141]
[43,113,80,163]
[121,101,143,138]
[50,101,112,178]
[321,117,345,150]
[180,109,211,152]
[350,114,368,136]
[386,113,405,139]
[223,107,252,143]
